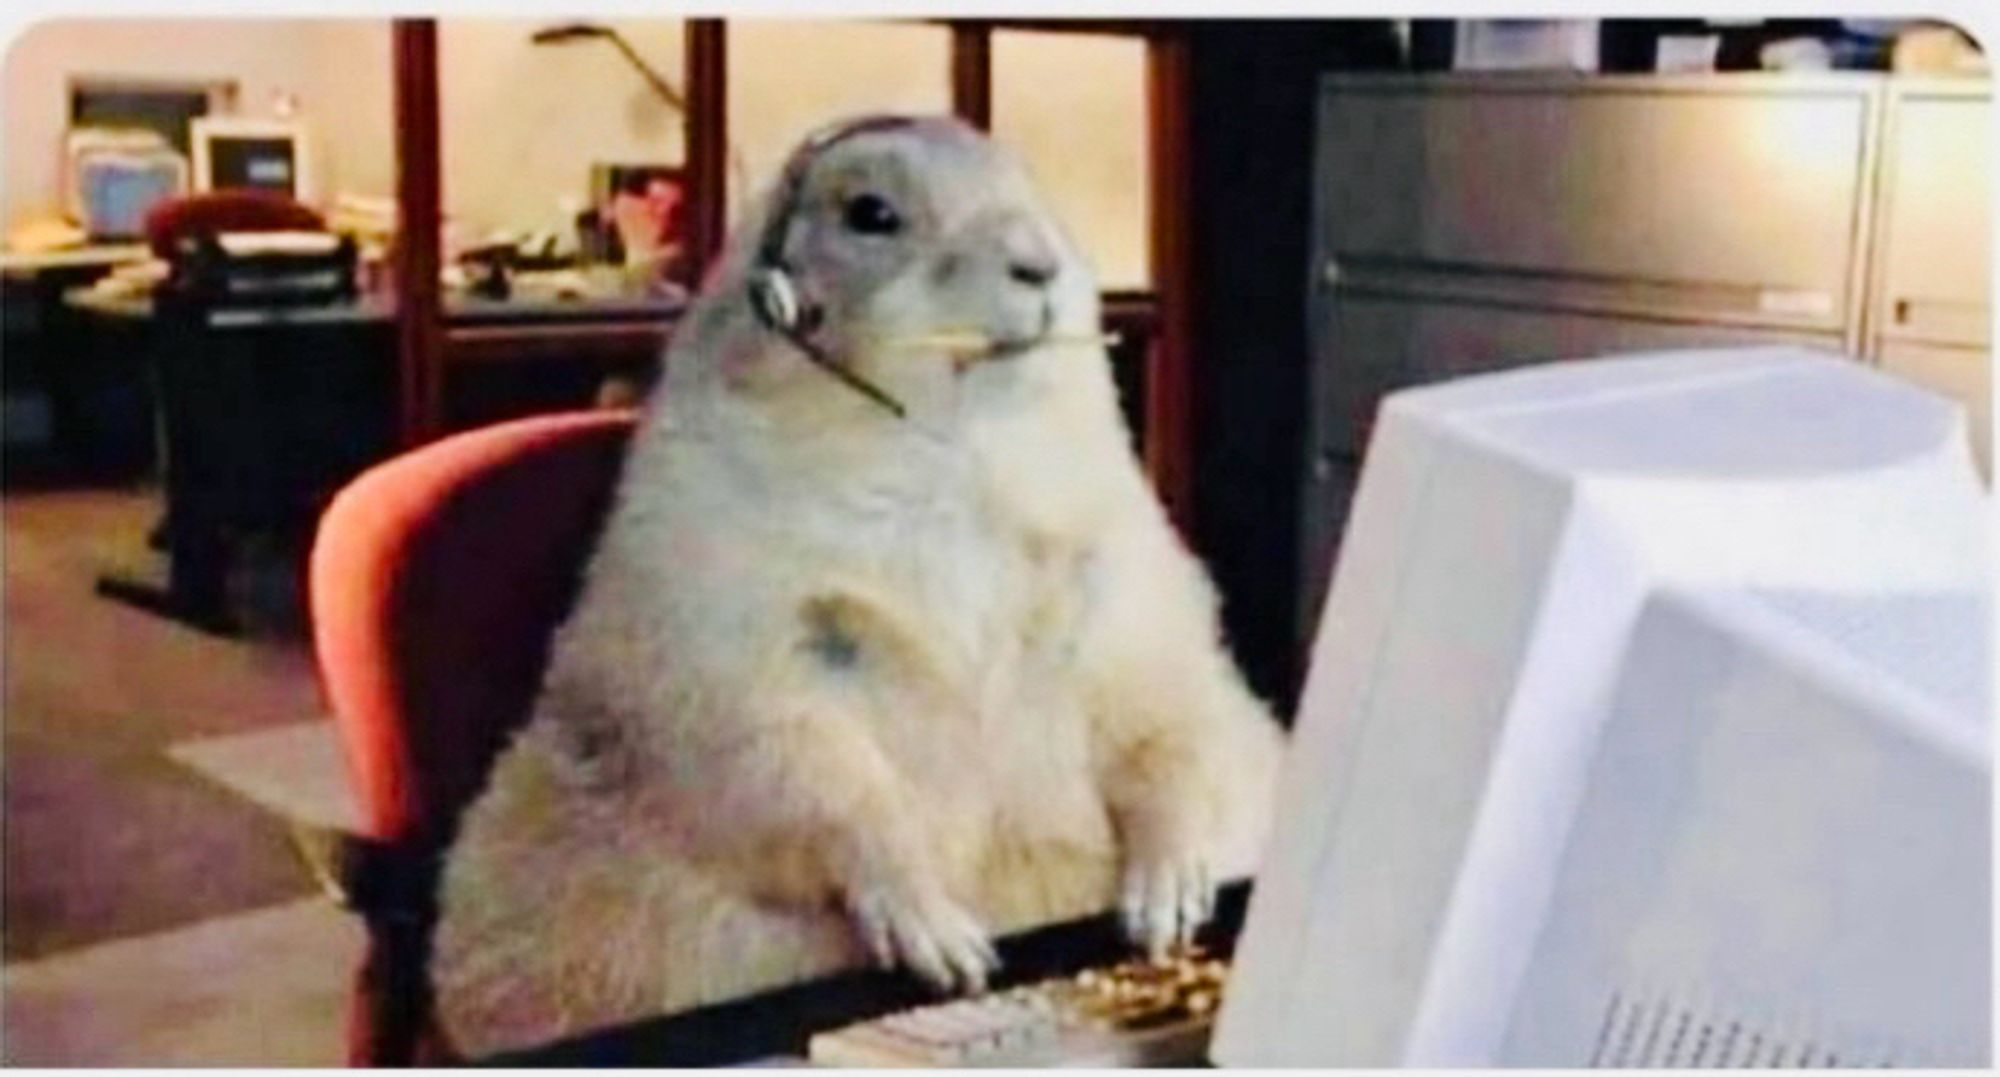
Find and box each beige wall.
[4,17,1148,285]
[309,20,394,207]
[727,21,1149,287]
[994,31,1149,288]
[726,19,951,212]
[439,18,684,244]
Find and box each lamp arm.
[604,32,689,114]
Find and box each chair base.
[94,574,239,636]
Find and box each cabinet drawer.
[1317,75,1873,326]
[1872,84,1991,350]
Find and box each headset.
[745,114,920,419]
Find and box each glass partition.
[726,20,951,217]
[993,30,1150,289]
[438,18,688,285]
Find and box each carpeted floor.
[3,487,323,960]
[3,897,358,1065]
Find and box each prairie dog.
[432,115,1285,1055]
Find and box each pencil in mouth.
[873,331,1120,357]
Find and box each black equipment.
[163,229,358,307]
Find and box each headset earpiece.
[746,113,920,420]
[748,266,802,335]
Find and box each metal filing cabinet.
[1301,72,1990,642]
[1867,79,1991,472]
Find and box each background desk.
[0,245,152,273]
[69,289,682,425]
[66,288,681,633]
[2,245,157,480]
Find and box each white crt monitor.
[191,117,310,202]
[1214,348,1990,1067]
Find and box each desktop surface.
[62,287,684,327]
[0,243,152,274]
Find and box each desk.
[65,288,682,330]
[67,288,682,633]
[0,243,151,273]
[69,289,682,429]
[437,295,680,428]
[2,246,158,478]
[76,289,398,631]
[489,882,1251,1066]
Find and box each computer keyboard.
[807,947,1229,1067]
[490,884,1254,1066]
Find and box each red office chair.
[309,410,638,1064]
[142,189,326,259]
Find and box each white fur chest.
[786,421,1090,714]
[688,395,1106,795]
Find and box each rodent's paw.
[1120,848,1214,959]
[849,882,999,995]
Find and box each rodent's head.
[689,115,1100,416]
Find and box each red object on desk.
[142,190,325,259]
[309,409,637,1063]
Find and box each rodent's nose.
[998,217,1060,289]
[1008,254,1058,288]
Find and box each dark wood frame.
[1143,32,1195,527]
[684,19,730,274]
[940,20,1194,530]
[389,19,1194,534]
[950,22,993,130]
[391,19,443,448]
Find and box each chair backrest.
[143,189,326,260]
[310,410,638,848]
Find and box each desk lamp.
[531,22,693,287]
[530,23,687,114]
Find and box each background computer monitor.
[191,117,310,202]
[64,128,188,240]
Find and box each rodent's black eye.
[842,193,903,236]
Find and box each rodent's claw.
[850,884,999,995]
[1120,851,1215,959]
